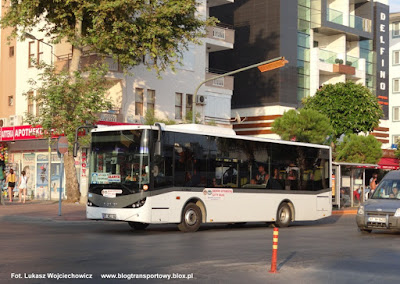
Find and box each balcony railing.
[205,68,234,90]
[327,8,371,33]
[55,53,121,73]
[206,23,235,45]
[319,49,338,64]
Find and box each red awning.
[378,157,400,170]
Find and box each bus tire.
[128,222,149,230]
[275,203,291,228]
[178,203,202,232]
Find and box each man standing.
[370,173,378,197]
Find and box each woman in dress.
[18,170,28,203]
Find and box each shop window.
[393,135,400,145]
[135,88,144,116]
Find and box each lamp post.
[24,32,54,64]
[193,56,288,124]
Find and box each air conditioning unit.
[0,118,8,127]
[9,115,23,126]
[196,95,206,105]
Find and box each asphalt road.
[1,214,399,283]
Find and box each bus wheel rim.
[280,208,289,222]
[185,209,197,226]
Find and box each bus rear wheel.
[178,203,202,232]
[128,222,149,230]
[275,203,291,228]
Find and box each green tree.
[303,81,383,139]
[272,109,333,144]
[335,134,382,164]
[1,0,214,202]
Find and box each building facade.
[209,0,390,143]
[390,12,400,148]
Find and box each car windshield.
[371,179,400,200]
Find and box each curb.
[332,210,358,215]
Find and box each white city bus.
[86,124,332,232]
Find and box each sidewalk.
[0,200,87,222]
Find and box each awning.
[378,157,400,170]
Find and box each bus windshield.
[90,129,150,189]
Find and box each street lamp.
[193,56,289,124]
[24,32,55,64]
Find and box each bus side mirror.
[154,122,165,157]
[73,142,79,157]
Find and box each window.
[8,96,13,106]
[9,46,14,57]
[394,51,400,65]
[27,92,34,115]
[393,22,400,37]
[135,88,144,116]
[186,94,193,116]
[28,41,35,67]
[394,79,400,93]
[393,135,400,145]
[393,107,400,122]
[37,40,44,62]
[175,92,182,119]
[147,89,155,113]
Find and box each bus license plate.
[102,213,116,220]
[368,216,386,223]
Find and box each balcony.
[205,23,234,52]
[317,49,365,78]
[205,69,234,91]
[327,8,371,33]
[207,0,234,8]
[55,53,122,73]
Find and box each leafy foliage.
[335,134,382,164]
[1,0,216,72]
[303,81,383,139]
[272,109,333,144]
[144,109,176,125]
[24,63,112,144]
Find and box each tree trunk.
[64,15,83,203]
[64,152,80,203]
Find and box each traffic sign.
[57,136,69,155]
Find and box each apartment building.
[390,12,400,148]
[0,0,235,200]
[209,0,390,144]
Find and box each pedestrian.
[0,163,5,205]
[370,173,378,197]
[18,170,28,203]
[6,168,16,202]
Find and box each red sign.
[0,125,44,141]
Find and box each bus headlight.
[357,206,364,215]
[394,208,400,217]
[129,198,147,208]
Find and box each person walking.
[6,169,16,202]
[0,164,5,205]
[18,170,28,203]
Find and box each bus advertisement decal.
[203,188,233,200]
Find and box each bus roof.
[92,123,331,150]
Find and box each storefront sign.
[0,126,44,141]
[374,3,389,118]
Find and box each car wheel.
[178,203,202,232]
[128,222,149,230]
[275,203,291,228]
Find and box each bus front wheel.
[275,203,291,228]
[128,222,149,230]
[178,203,202,232]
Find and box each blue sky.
[390,0,400,12]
